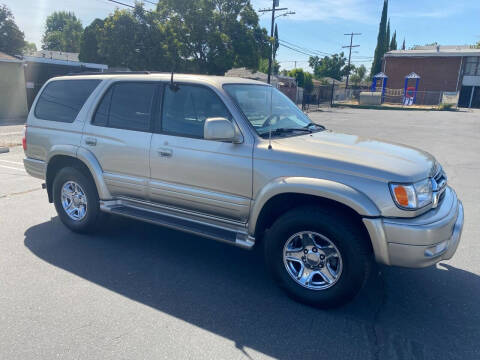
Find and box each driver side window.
[161,85,232,139]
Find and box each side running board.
[100,198,255,249]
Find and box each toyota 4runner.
[23,73,464,307]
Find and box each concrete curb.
[0,147,9,154]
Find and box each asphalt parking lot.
[0,108,479,359]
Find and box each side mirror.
[204,117,241,143]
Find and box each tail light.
[22,125,27,151]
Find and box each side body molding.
[76,147,112,200]
[248,177,381,235]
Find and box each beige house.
[0,52,28,119]
[225,67,298,102]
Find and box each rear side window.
[35,80,101,123]
[93,82,156,132]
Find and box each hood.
[262,130,436,182]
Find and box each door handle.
[157,148,173,157]
[85,137,97,146]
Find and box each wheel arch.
[45,147,111,203]
[250,177,380,249]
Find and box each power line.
[342,32,361,88]
[279,42,315,57]
[107,0,155,10]
[280,39,333,56]
[108,0,135,8]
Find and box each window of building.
[93,82,156,132]
[35,80,101,122]
[161,85,231,138]
[464,57,480,76]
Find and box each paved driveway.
[0,108,479,359]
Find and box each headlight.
[390,178,433,210]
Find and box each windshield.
[224,84,323,137]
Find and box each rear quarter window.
[35,79,101,123]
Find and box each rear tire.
[53,167,101,233]
[264,206,371,308]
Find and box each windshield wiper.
[260,128,312,137]
[303,122,325,130]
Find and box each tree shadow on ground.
[24,216,480,360]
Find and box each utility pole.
[259,1,289,84]
[342,32,361,88]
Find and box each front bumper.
[364,187,464,268]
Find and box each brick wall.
[383,56,462,92]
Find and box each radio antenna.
[268,86,273,150]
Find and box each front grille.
[432,166,447,207]
[434,167,447,189]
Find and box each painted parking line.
[0,132,22,136]
[0,159,24,165]
[0,164,26,172]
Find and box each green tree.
[42,11,83,52]
[82,1,269,73]
[309,52,347,81]
[259,57,279,75]
[273,23,279,59]
[0,4,25,56]
[371,0,388,77]
[390,31,397,51]
[155,0,270,75]
[79,18,105,63]
[349,64,367,86]
[96,8,148,69]
[287,68,313,93]
[22,41,37,54]
[402,38,406,50]
[476,41,480,49]
[385,19,390,52]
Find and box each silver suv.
[24,74,464,307]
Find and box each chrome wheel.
[61,181,88,221]
[283,231,343,290]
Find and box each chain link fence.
[301,84,460,110]
[331,85,459,108]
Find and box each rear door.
[82,81,159,200]
[148,83,253,222]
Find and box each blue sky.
[4,0,480,72]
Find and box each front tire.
[53,167,101,233]
[264,206,371,308]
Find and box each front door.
[82,81,158,199]
[149,84,253,222]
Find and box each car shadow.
[24,216,480,360]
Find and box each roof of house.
[386,45,480,58]
[0,51,22,63]
[225,67,295,83]
[23,51,108,70]
[28,50,80,61]
[312,77,345,85]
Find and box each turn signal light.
[393,186,409,207]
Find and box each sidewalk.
[0,118,26,151]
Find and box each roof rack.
[66,71,151,76]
